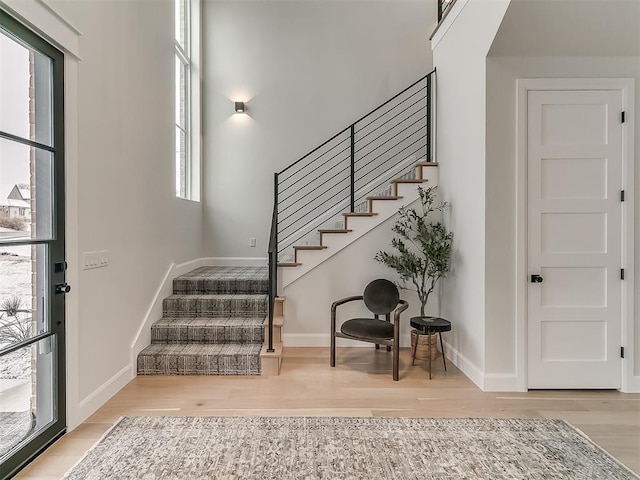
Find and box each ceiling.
[489,0,640,57]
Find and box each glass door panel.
[0,336,56,459]
[0,244,49,344]
[0,139,54,242]
[0,26,53,147]
[0,9,65,479]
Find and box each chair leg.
[330,332,336,367]
[386,345,391,352]
[393,341,399,381]
[439,332,447,372]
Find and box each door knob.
[530,274,544,283]
[55,283,71,294]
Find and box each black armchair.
[330,279,409,381]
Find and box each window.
[175,0,200,200]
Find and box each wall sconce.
[234,101,246,113]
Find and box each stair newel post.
[350,124,355,212]
[267,172,278,353]
[426,74,432,164]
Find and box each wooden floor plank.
[14,347,640,478]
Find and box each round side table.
[409,316,451,379]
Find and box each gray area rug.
[63,416,638,479]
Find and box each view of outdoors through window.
[175,0,190,198]
[0,28,49,460]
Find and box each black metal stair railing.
[266,70,435,350]
[438,0,455,22]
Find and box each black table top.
[410,316,451,333]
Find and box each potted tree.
[375,186,453,361]
[375,186,453,316]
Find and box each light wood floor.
[15,347,640,479]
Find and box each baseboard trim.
[482,373,522,392]
[202,257,268,266]
[440,340,484,390]
[130,258,205,372]
[283,333,414,348]
[75,365,132,426]
[623,375,640,393]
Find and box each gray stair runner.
[137,266,268,376]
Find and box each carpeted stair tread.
[151,317,265,344]
[137,343,261,375]
[173,266,268,295]
[138,265,272,377]
[163,294,268,317]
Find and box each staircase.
[279,161,438,287]
[269,70,435,296]
[137,266,283,376]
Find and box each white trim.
[516,78,636,393]
[430,0,470,50]
[64,57,81,430]
[0,0,81,58]
[440,340,483,389]
[75,365,131,425]
[129,258,205,373]
[483,373,521,392]
[129,256,268,376]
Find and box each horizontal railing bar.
[279,148,419,250]
[353,120,425,173]
[278,127,352,176]
[281,102,426,204]
[356,88,426,135]
[279,144,351,196]
[355,144,426,191]
[278,156,350,213]
[354,134,424,179]
[279,196,351,251]
[278,134,351,183]
[278,70,434,176]
[353,101,426,156]
[278,179,347,233]
[348,70,433,133]
[354,145,424,192]
[280,125,425,233]
[354,93,427,146]
[279,194,349,235]
[279,184,348,224]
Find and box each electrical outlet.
[98,250,109,266]
[83,250,109,270]
[82,252,99,270]
[249,237,256,247]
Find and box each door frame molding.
[516,78,636,392]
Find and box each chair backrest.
[363,279,400,315]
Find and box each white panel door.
[527,89,623,389]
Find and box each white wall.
[202,0,436,258]
[431,0,509,383]
[25,0,204,425]
[283,207,441,343]
[485,55,640,380]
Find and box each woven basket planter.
[410,329,440,361]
